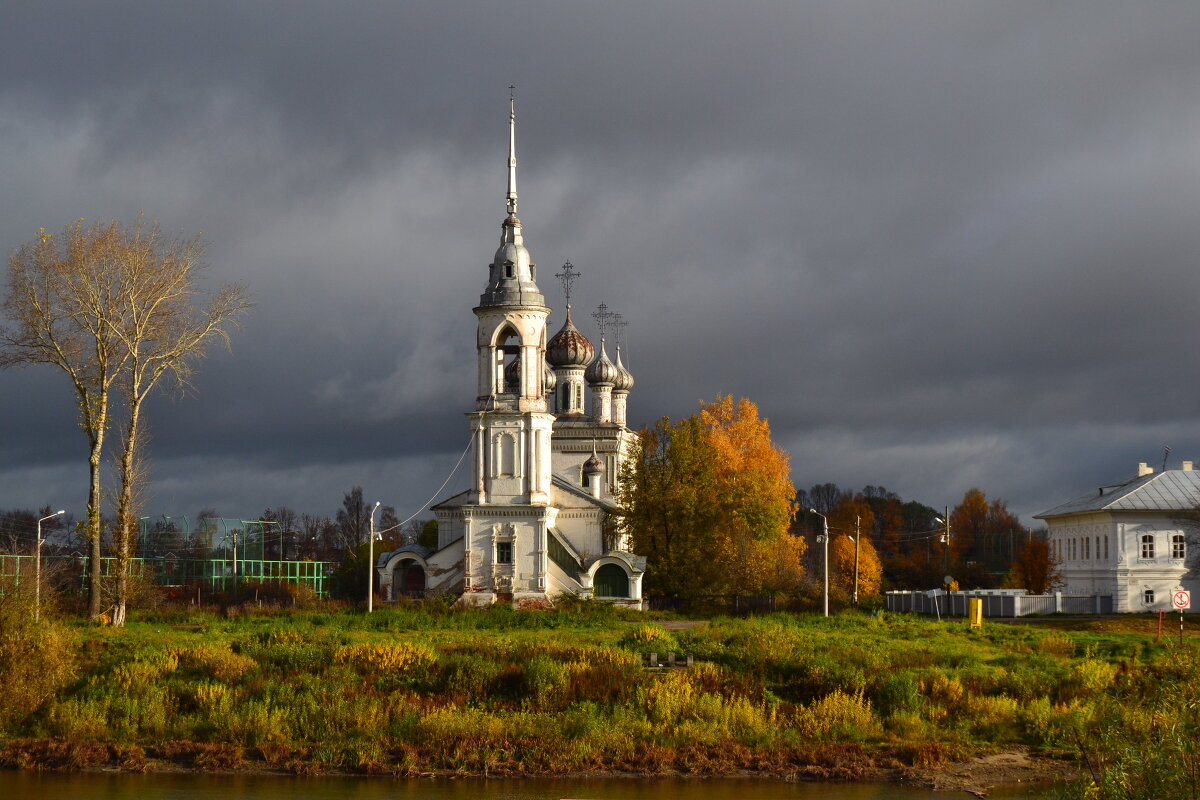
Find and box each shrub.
[333,642,436,676]
[793,688,879,739]
[0,577,76,733]
[174,644,257,683]
[873,673,922,719]
[619,624,677,654]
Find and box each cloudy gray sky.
[3,2,1199,526]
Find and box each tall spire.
[507,87,518,216]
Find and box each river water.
[0,772,1047,799]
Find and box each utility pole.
[942,506,951,577]
[853,514,861,605]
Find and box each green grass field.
[0,600,1195,796]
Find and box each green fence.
[0,553,336,597]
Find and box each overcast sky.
[3,2,1199,527]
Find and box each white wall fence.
[886,589,1114,617]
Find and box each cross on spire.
[555,261,580,310]
[611,312,628,350]
[592,303,615,338]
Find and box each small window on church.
[1143,588,1155,606]
[496,541,512,564]
[1172,534,1186,560]
[505,261,514,279]
[1141,534,1155,560]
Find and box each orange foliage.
[825,497,883,603]
[622,396,799,597]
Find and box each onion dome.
[503,354,556,394]
[546,308,595,367]
[585,339,618,386]
[583,452,605,475]
[612,346,634,392]
[503,355,521,393]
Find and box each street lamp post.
[367,501,381,613]
[36,509,65,622]
[809,508,829,617]
[850,514,861,605]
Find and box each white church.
[376,100,646,608]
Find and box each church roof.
[551,473,620,511]
[429,477,618,512]
[1035,468,1200,519]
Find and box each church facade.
[377,101,645,608]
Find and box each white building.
[377,100,645,608]
[1035,461,1199,612]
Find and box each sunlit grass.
[1,603,1194,779]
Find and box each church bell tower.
[466,96,554,508]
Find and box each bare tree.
[108,219,250,626]
[1,222,133,619]
[335,486,371,552]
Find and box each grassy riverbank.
[1,601,1196,793]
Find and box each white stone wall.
[1046,511,1197,612]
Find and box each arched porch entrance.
[593,563,630,598]
[393,559,427,598]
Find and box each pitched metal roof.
[1036,469,1200,518]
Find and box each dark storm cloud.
[3,2,1200,523]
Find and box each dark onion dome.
[503,355,521,393]
[546,309,594,368]
[585,340,618,386]
[612,347,634,392]
[504,354,556,394]
[583,452,605,475]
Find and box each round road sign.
[1173,590,1191,610]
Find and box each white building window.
[1172,534,1186,561]
[1143,588,1155,606]
[1104,535,1109,561]
[1084,537,1090,560]
[496,540,513,564]
[1140,534,1155,560]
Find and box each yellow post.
[968,597,983,629]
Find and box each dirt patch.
[655,620,709,631]
[898,748,1079,797]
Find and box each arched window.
[1172,534,1186,560]
[560,382,571,412]
[1140,534,1155,560]
[594,563,629,598]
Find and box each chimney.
[1137,462,1154,477]
[1184,461,1194,472]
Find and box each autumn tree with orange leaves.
[619,396,801,598]
[825,496,884,604]
[1006,534,1063,594]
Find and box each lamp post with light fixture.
[809,508,829,617]
[36,510,65,622]
[367,501,381,613]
